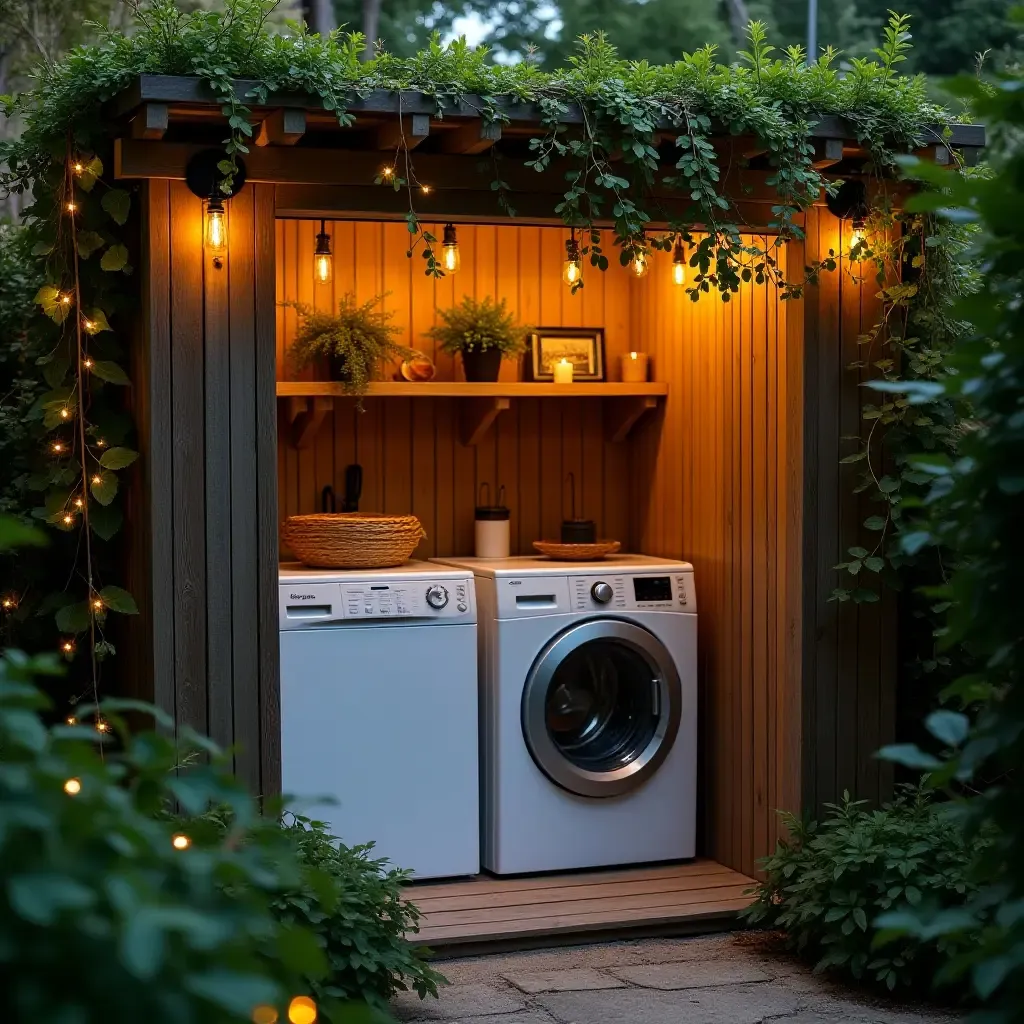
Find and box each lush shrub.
[742,788,988,992]
[271,817,445,1012]
[427,296,528,356]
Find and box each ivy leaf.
[864,556,885,572]
[84,309,111,334]
[99,446,138,470]
[101,189,131,225]
[100,244,129,272]
[863,515,887,531]
[55,601,90,634]
[90,473,118,506]
[89,502,123,541]
[926,710,969,748]
[839,451,867,464]
[98,585,138,615]
[78,156,104,192]
[89,361,130,386]
[35,284,70,324]
[76,230,105,259]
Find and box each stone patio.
[393,933,959,1024]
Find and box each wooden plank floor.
[405,860,756,952]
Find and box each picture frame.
[526,328,606,381]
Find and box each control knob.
[425,584,449,610]
[591,581,614,604]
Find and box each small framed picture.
[527,328,606,381]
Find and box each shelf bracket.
[459,397,510,446]
[605,396,658,443]
[286,396,333,449]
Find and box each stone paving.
[393,932,959,1024]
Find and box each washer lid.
[521,619,682,798]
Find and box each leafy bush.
[427,296,528,357]
[286,294,412,399]
[271,817,444,1012]
[742,788,987,992]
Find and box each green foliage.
[270,817,444,1012]
[286,294,412,399]
[861,60,1024,1021]
[742,788,988,993]
[0,655,336,1024]
[427,296,528,357]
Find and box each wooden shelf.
[277,381,668,398]
[277,381,667,447]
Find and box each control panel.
[279,577,475,630]
[495,570,695,618]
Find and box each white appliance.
[434,554,697,875]
[279,561,479,879]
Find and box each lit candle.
[553,358,574,385]
[621,351,649,383]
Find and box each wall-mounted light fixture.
[314,219,333,284]
[825,179,869,253]
[185,148,248,269]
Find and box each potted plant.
[427,296,528,382]
[285,293,412,399]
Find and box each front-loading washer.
[433,554,697,875]
[279,561,479,879]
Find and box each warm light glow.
[563,230,583,287]
[66,201,76,213]
[66,714,76,725]
[60,294,71,305]
[92,598,103,611]
[61,640,74,653]
[92,474,102,485]
[73,162,84,174]
[313,252,333,284]
[96,438,106,448]
[553,358,574,385]
[60,408,70,419]
[64,778,82,795]
[82,319,94,331]
[74,497,84,508]
[382,166,394,178]
[288,996,317,1024]
[630,252,649,278]
[420,184,431,195]
[206,198,227,256]
[562,259,581,286]
[62,514,73,526]
[1,597,14,610]
[253,1007,279,1024]
[172,833,191,851]
[83,357,94,369]
[52,442,64,453]
[441,223,460,275]
[95,718,109,734]
[672,238,686,286]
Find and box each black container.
[461,347,502,382]
[561,518,597,544]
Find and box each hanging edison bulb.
[441,223,461,275]
[313,220,333,285]
[850,215,867,252]
[672,238,686,286]
[205,195,227,257]
[629,244,650,279]
[562,229,583,287]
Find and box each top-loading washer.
[279,561,479,879]
[433,554,697,875]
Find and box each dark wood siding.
[130,179,279,794]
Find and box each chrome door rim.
[521,619,682,798]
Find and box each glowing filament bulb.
[205,196,227,256]
[92,598,103,611]
[66,201,76,213]
[60,408,70,419]
[62,514,73,526]
[562,230,583,287]
[91,474,102,485]
[172,833,191,850]
[52,442,64,453]
[382,166,394,178]
[74,498,83,508]
[420,184,431,195]
[60,294,71,305]
[1,597,13,610]
[441,223,460,275]
[73,162,84,174]
[288,996,317,1024]
[672,239,686,286]
[630,251,649,278]
[65,714,76,725]
[95,718,109,734]
[61,640,74,653]
[313,220,333,285]
[64,778,81,795]
[83,357,94,369]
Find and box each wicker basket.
[532,539,622,561]
[282,513,426,569]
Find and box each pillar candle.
[553,358,574,384]
[621,351,649,383]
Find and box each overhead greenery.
[0,1,969,705]
[742,788,989,994]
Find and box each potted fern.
[427,296,528,382]
[285,293,412,399]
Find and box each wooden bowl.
[532,540,622,561]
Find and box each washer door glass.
[522,620,682,798]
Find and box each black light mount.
[825,179,868,223]
[185,148,248,201]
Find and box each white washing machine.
[434,554,697,875]
[279,561,479,879]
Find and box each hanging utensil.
[342,464,363,513]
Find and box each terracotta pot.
[460,347,502,382]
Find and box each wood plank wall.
[627,242,802,878]
[801,207,896,816]
[276,221,637,554]
[128,180,280,795]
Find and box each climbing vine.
[0,0,972,712]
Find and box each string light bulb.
[96,438,106,448]
[420,184,431,195]
[66,201,76,214]
[1,596,15,611]
[850,215,867,251]
[672,238,686,286]
[441,223,461,275]
[562,229,583,287]
[629,236,650,279]
[60,294,71,306]
[65,714,77,725]
[171,833,192,851]
[61,639,75,654]
[62,514,74,526]
[288,997,317,1024]
[83,357,94,369]
[313,220,333,285]
[92,598,103,612]
[382,166,394,179]
[91,474,102,486]
[64,778,82,796]
[52,441,65,454]
[95,718,110,734]
[73,161,84,174]
[205,195,227,257]
[60,407,70,419]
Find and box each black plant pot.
[461,347,502,383]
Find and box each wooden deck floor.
[405,859,756,953]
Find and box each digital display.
[633,576,672,602]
